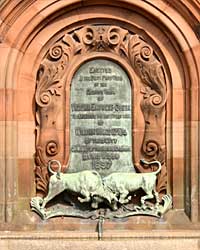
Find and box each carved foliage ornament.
[35,25,167,197]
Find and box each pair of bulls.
[41,159,162,211]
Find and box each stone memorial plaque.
[69,59,135,176]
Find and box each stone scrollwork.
[34,24,168,206]
[46,140,59,156]
[127,34,167,193]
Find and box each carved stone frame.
[35,25,167,197]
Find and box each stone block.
[17,121,35,159]
[18,159,35,198]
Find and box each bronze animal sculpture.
[41,160,116,209]
[102,160,162,209]
[31,159,172,219]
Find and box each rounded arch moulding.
[0,0,199,224]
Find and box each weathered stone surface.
[0,239,199,250]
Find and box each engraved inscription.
[69,59,135,175]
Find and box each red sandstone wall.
[0,0,199,248]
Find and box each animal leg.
[78,190,91,203]
[118,188,129,204]
[141,191,154,209]
[91,196,103,209]
[154,189,160,208]
[110,199,118,211]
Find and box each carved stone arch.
[35,24,168,197]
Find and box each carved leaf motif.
[48,81,62,96]
[128,33,166,166]
[35,147,49,195]
[35,165,49,195]
[63,34,82,57]
[128,35,166,107]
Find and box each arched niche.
[0,0,199,227]
[34,24,168,199]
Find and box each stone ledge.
[0,230,200,250]
[0,229,200,240]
